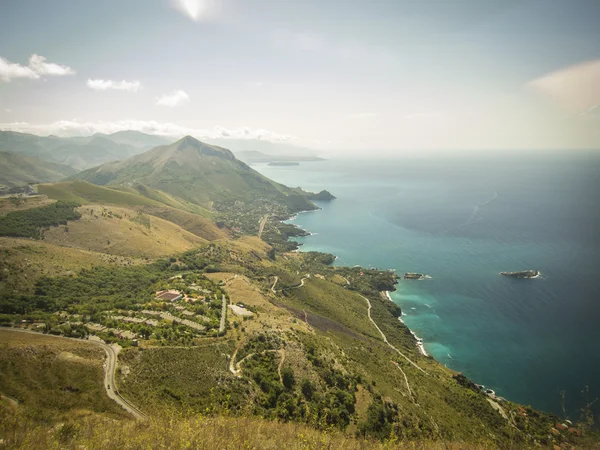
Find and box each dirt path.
[229,347,284,379]
[257,214,269,238]
[391,361,414,400]
[270,276,278,294]
[277,348,286,384]
[0,392,19,408]
[0,328,147,420]
[229,343,243,376]
[302,309,312,331]
[359,294,427,374]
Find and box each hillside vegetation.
[0,132,596,449]
[43,205,207,258]
[0,201,81,239]
[0,330,129,422]
[0,236,144,297]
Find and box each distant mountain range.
[0,151,78,187]
[0,130,324,175]
[0,130,170,171]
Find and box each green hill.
[0,151,77,187]
[74,136,317,212]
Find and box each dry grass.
[0,412,499,450]
[0,329,129,423]
[0,237,144,294]
[140,205,228,241]
[43,204,207,258]
[0,196,55,214]
[226,235,274,256]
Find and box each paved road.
[219,294,227,333]
[0,328,147,420]
[292,274,311,289]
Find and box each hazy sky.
[1,0,599,151]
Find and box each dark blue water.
[255,152,600,419]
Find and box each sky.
[0,0,599,152]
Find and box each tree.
[301,378,315,400]
[282,366,295,390]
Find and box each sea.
[254,151,600,419]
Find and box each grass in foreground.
[0,409,498,450]
[0,330,129,423]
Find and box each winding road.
[0,328,147,420]
[292,274,311,289]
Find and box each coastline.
[383,290,428,356]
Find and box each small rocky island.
[404,272,428,280]
[500,270,539,279]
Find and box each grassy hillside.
[117,183,213,217]
[38,180,225,242]
[2,411,498,450]
[0,200,81,239]
[38,180,162,207]
[0,237,595,448]
[0,237,144,296]
[140,205,228,241]
[0,151,77,187]
[74,136,317,212]
[0,330,129,422]
[0,195,55,214]
[43,205,207,258]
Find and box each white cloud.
[28,54,75,76]
[0,119,299,143]
[156,90,190,107]
[0,54,74,82]
[87,79,141,92]
[0,57,39,82]
[528,59,600,113]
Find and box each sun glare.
[175,0,206,21]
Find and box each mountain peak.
[173,135,235,160]
[176,135,203,149]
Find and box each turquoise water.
[255,153,600,418]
